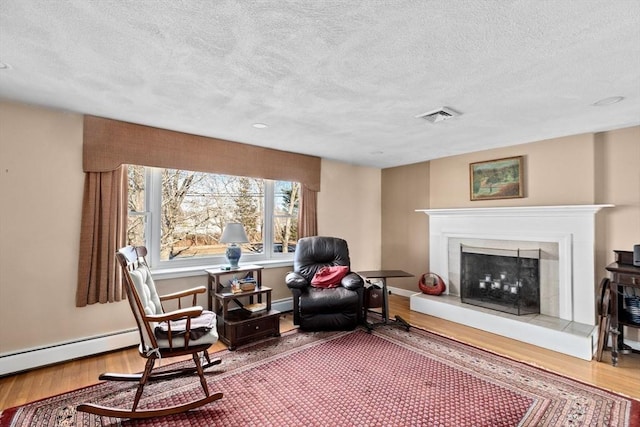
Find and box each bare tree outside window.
[127,166,299,265]
[274,181,299,253]
[127,165,146,246]
[233,177,263,249]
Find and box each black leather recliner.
[285,236,364,331]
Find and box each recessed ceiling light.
[592,96,624,106]
[0,62,10,70]
[252,123,268,129]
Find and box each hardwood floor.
[1,295,639,411]
[386,294,640,401]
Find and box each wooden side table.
[358,270,414,331]
[205,265,263,311]
[213,286,280,350]
[605,251,640,366]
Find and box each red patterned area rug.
[2,325,638,426]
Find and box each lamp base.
[226,245,242,269]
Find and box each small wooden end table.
[206,265,280,350]
[358,270,414,331]
[605,256,640,366]
[205,265,263,311]
[213,286,280,350]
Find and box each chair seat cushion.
[153,311,219,349]
[155,311,216,340]
[299,287,359,315]
[154,324,219,349]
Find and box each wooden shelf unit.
[605,250,640,366]
[206,266,280,350]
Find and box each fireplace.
[410,205,612,360]
[460,245,540,316]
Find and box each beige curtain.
[298,185,318,238]
[76,167,128,306]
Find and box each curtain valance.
[83,115,321,191]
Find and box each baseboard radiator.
[0,291,423,377]
[0,329,139,376]
[0,298,296,377]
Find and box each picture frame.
[470,156,524,201]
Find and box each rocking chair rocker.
[77,246,223,419]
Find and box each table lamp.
[220,223,249,269]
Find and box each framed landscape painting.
[470,156,524,201]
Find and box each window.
[127,165,300,269]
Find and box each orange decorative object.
[418,273,446,295]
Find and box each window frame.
[131,166,297,270]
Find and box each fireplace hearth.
[460,245,540,316]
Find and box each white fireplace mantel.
[415,204,612,324]
[417,204,613,218]
[411,204,613,360]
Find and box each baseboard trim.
[271,288,413,311]
[0,300,296,377]
[6,291,631,376]
[271,288,413,312]
[0,298,293,377]
[0,329,139,376]
[387,286,417,298]
[273,297,293,313]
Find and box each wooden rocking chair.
[77,246,223,419]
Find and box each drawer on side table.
[219,309,281,350]
[613,273,639,286]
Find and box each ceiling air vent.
[415,107,461,123]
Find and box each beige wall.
[1,99,636,357]
[428,128,639,271]
[318,159,381,272]
[0,101,135,353]
[428,133,596,208]
[595,127,640,259]
[382,126,640,338]
[595,127,640,342]
[0,101,382,355]
[381,162,430,290]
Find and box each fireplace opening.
[460,245,541,316]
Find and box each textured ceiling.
[1,1,639,168]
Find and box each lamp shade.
[220,223,249,269]
[220,223,249,244]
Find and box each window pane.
[160,169,263,261]
[273,181,300,253]
[130,166,296,266]
[127,165,146,246]
[235,177,264,255]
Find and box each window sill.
[151,259,294,281]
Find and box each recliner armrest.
[286,271,309,289]
[342,272,364,290]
